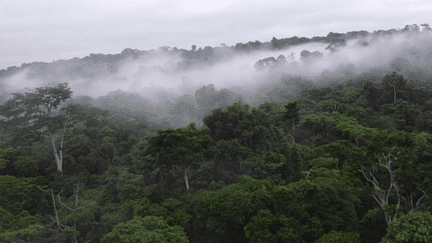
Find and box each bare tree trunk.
[354,137,360,147]
[184,167,190,194]
[50,183,95,243]
[51,117,69,172]
[407,188,430,213]
[292,121,296,144]
[359,145,402,227]
[52,135,63,172]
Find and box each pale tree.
[0,83,78,171]
[381,72,408,104]
[38,182,99,243]
[359,145,429,228]
[359,145,402,227]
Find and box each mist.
[2,25,432,129]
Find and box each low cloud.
[2,26,432,128]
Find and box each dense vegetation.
[1,67,432,243]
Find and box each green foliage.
[360,207,383,224]
[312,140,368,174]
[244,151,286,180]
[0,158,6,170]
[314,230,361,243]
[0,224,42,243]
[360,82,381,110]
[271,179,360,242]
[345,105,367,119]
[309,157,339,170]
[14,156,38,177]
[342,87,360,101]
[141,123,215,194]
[411,131,431,149]
[103,166,146,204]
[100,216,189,243]
[213,139,254,178]
[100,203,133,232]
[284,100,301,122]
[0,209,43,242]
[386,101,420,120]
[143,123,213,170]
[301,112,378,146]
[43,182,102,242]
[274,143,303,183]
[193,176,274,243]
[161,198,192,227]
[203,103,250,141]
[0,148,22,175]
[0,206,15,230]
[322,99,341,112]
[366,129,414,156]
[0,176,50,215]
[383,100,421,131]
[381,211,432,243]
[380,72,407,104]
[335,116,378,141]
[0,83,73,147]
[3,66,432,243]
[243,209,280,243]
[203,102,287,151]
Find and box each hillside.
[1,24,432,242]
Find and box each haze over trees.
[1,24,432,242]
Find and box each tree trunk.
[184,168,190,193]
[51,118,69,172]
[51,135,63,171]
[292,121,296,144]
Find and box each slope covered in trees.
[1,69,432,242]
[1,24,432,243]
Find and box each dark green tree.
[141,123,214,194]
[193,175,274,243]
[246,179,360,242]
[283,101,301,144]
[203,102,287,152]
[360,81,381,111]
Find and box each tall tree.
[0,83,76,171]
[381,72,407,104]
[141,123,214,194]
[283,101,301,144]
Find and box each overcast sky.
[1,0,431,69]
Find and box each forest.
[1,24,432,243]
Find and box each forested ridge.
[0,24,429,80]
[1,25,432,243]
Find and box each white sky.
[1,0,432,69]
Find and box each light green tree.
[381,211,432,243]
[0,83,78,171]
[101,216,189,243]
